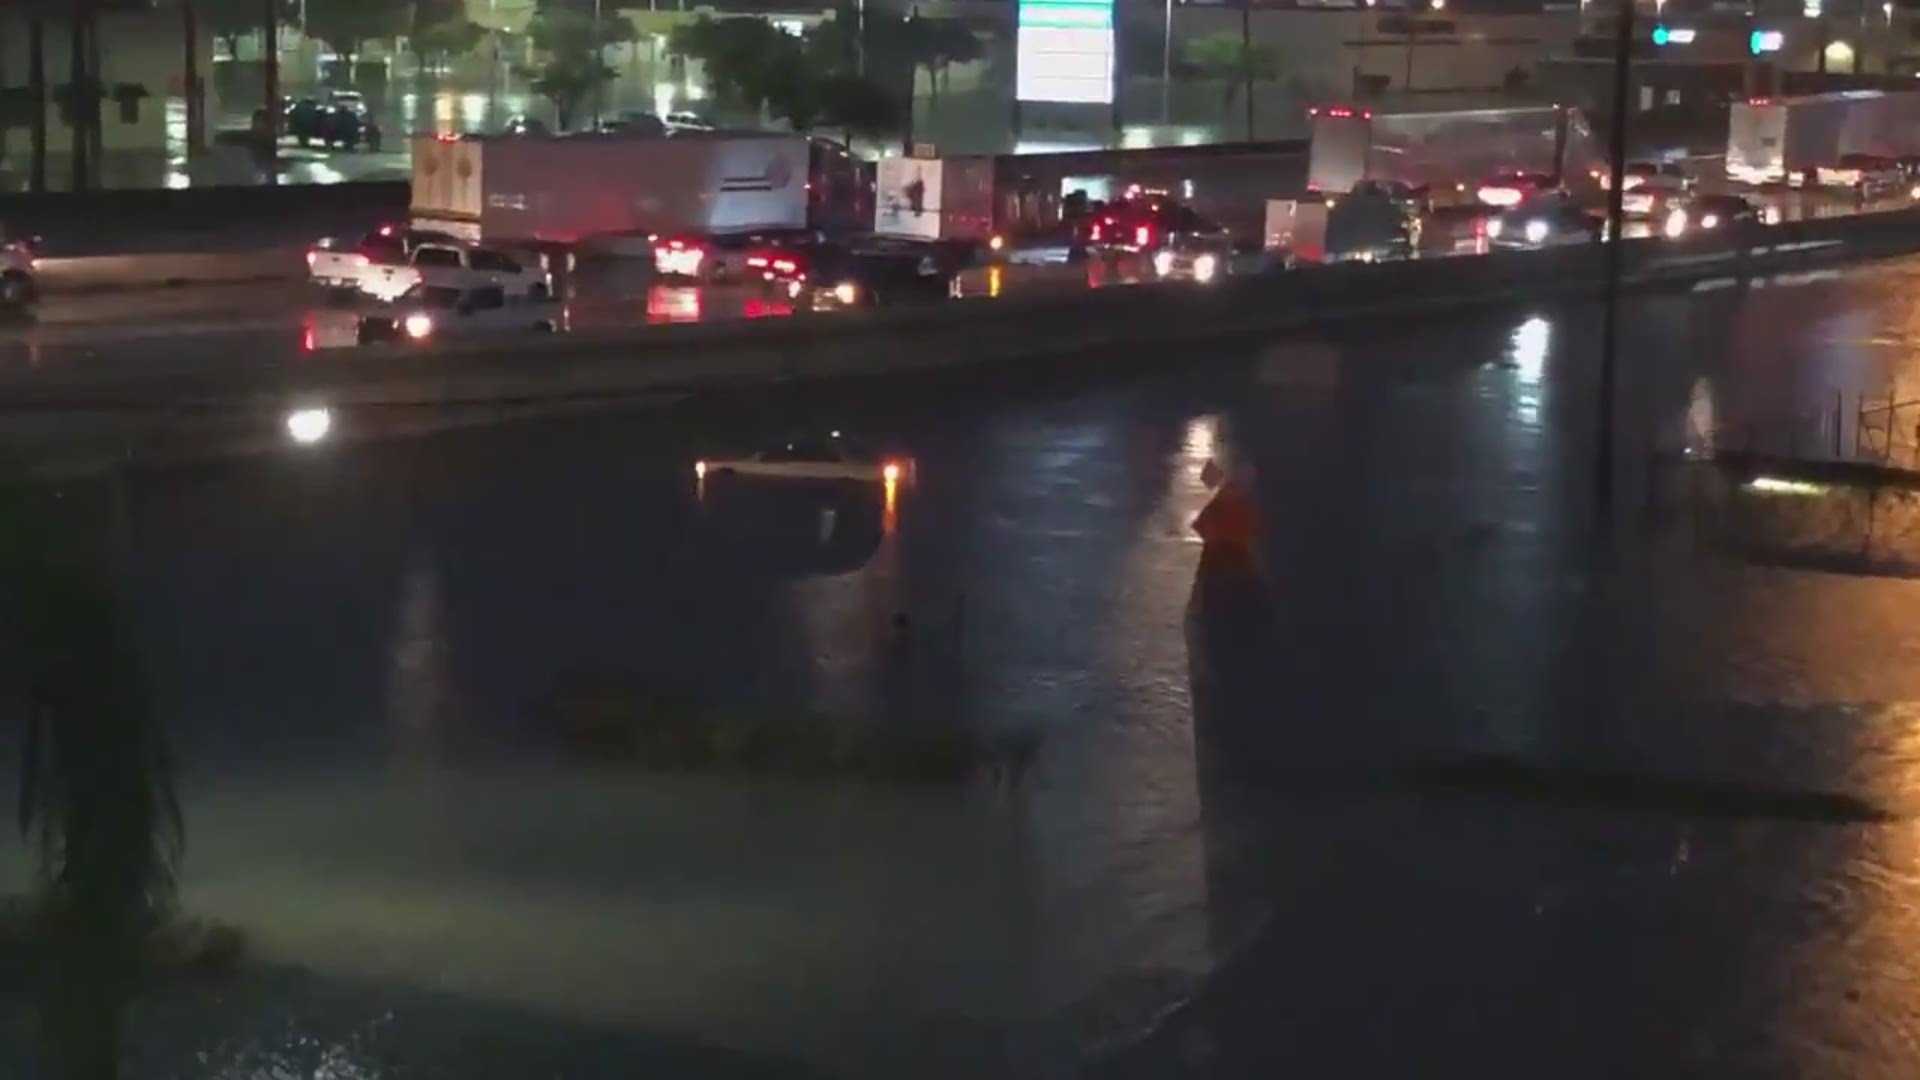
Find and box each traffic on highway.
[5,89,1920,366]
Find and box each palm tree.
[5,475,183,1080]
[28,3,48,193]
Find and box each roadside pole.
[262,0,279,183]
[1595,0,1634,523]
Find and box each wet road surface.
[9,258,1920,1076]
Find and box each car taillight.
[1090,223,1102,241]
[747,256,769,268]
[1134,224,1152,247]
[772,258,797,274]
[306,250,318,268]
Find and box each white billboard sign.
[1017,0,1115,104]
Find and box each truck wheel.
[0,272,37,308]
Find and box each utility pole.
[1595,0,1634,522]
[262,0,279,182]
[183,0,204,159]
[591,0,603,129]
[1239,0,1253,139]
[1162,0,1174,123]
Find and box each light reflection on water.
[22,260,1920,1074]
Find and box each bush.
[544,672,1041,786]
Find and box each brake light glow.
[305,250,318,268]
[772,258,798,273]
[1090,223,1103,241]
[654,243,706,276]
[747,256,769,268]
[1134,224,1152,247]
[882,461,903,483]
[1478,185,1524,207]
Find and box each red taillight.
[1090,223,1102,241]
[305,250,318,268]
[1134,224,1152,247]
[773,258,797,273]
[747,256,769,268]
[378,224,395,236]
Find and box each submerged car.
[696,432,912,485]
[354,284,561,345]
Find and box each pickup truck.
[311,233,550,303]
[307,227,465,294]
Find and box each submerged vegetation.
[545,672,1043,786]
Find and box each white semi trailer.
[1726,90,1920,186]
[408,131,819,250]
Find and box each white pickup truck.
[307,226,463,294]
[307,229,549,302]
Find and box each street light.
[1430,0,1444,10]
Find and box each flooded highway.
[10,256,1920,1077]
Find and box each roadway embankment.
[3,203,1918,469]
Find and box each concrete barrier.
[8,204,1920,424]
[34,247,307,294]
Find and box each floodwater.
[11,257,1920,1076]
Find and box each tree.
[306,0,408,84]
[670,16,804,121]
[900,16,980,107]
[523,6,632,129]
[1183,33,1277,109]
[5,474,183,1080]
[815,73,898,143]
[408,0,485,79]
[198,0,299,64]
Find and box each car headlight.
[1485,217,1504,239]
[833,281,858,305]
[403,312,434,339]
[1523,219,1549,244]
[1193,253,1218,283]
[1152,250,1176,277]
[1663,209,1688,238]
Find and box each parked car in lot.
[352,284,562,345]
[284,95,381,150]
[1485,198,1602,249]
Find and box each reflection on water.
[21,259,1920,1074]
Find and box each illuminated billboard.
[1017,0,1115,104]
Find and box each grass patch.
[544,672,1042,786]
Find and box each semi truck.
[1305,104,1607,205]
[1726,90,1920,186]
[407,131,866,250]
